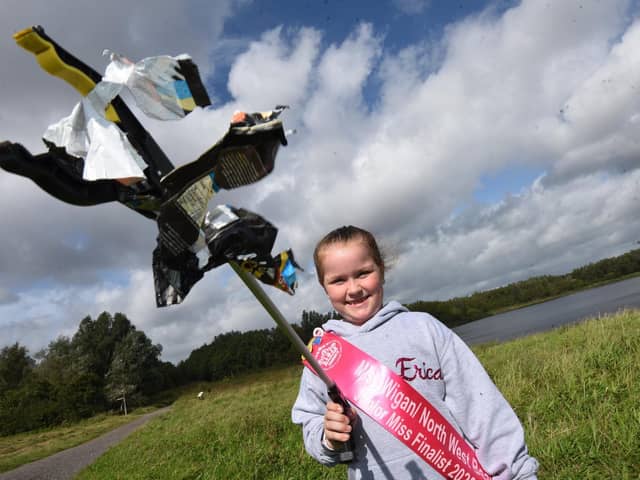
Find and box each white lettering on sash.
[410,432,453,471]
[385,411,413,440]
[419,407,448,444]
[382,376,422,417]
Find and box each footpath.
[0,407,170,480]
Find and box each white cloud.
[386,168,640,303]
[228,26,322,109]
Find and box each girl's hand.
[323,400,354,450]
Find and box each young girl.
[292,225,539,479]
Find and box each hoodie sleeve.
[438,328,539,480]
[291,367,342,466]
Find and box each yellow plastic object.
[13,27,120,122]
[178,96,197,112]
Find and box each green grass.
[76,370,346,480]
[475,309,640,479]
[4,310,640,479]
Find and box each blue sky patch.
[207,0,508,104]
[474,164,545,204]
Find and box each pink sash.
[304,331,491,480]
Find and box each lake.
[453,276,640,345]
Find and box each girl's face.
[318,239,384,326]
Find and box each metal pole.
[229,262,335,389]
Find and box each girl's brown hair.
[313,225,385,285]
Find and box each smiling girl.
[292,225,538,479]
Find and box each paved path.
[0,407,171,480]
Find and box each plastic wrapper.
[238,249,301,295]
[41,48,211,183]
[0,141,120,206]
[153,204,301,307]
[161,106,288,198]
[100,50,211,120]
[43,97,147,182]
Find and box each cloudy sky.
[1,0,639,364]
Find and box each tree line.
[406,247,640,327]
[0,309,338,436]
[2,247,639,435]
[174,310,340,383]
[0,312,177,436]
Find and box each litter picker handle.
[327,384,356,463]
[230,261,355,463]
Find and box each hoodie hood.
[321,300,408,337]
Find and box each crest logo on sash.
[316,340,342,370]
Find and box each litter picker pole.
[229,261,355,462]
[229,261,334,388]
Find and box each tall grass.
[5,309,639,479]
[476,309,640,479]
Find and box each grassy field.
[2,309,639,479]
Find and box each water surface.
[453,276,640,345]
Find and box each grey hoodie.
[291,301,539,479]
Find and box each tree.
[71,312,136,407]
[73,313,134,377]
[105,330,163,408]
[0,343,34,394]
[35,336,101,418]
[35,336,74,385]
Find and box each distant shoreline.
[454,275,640,345]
